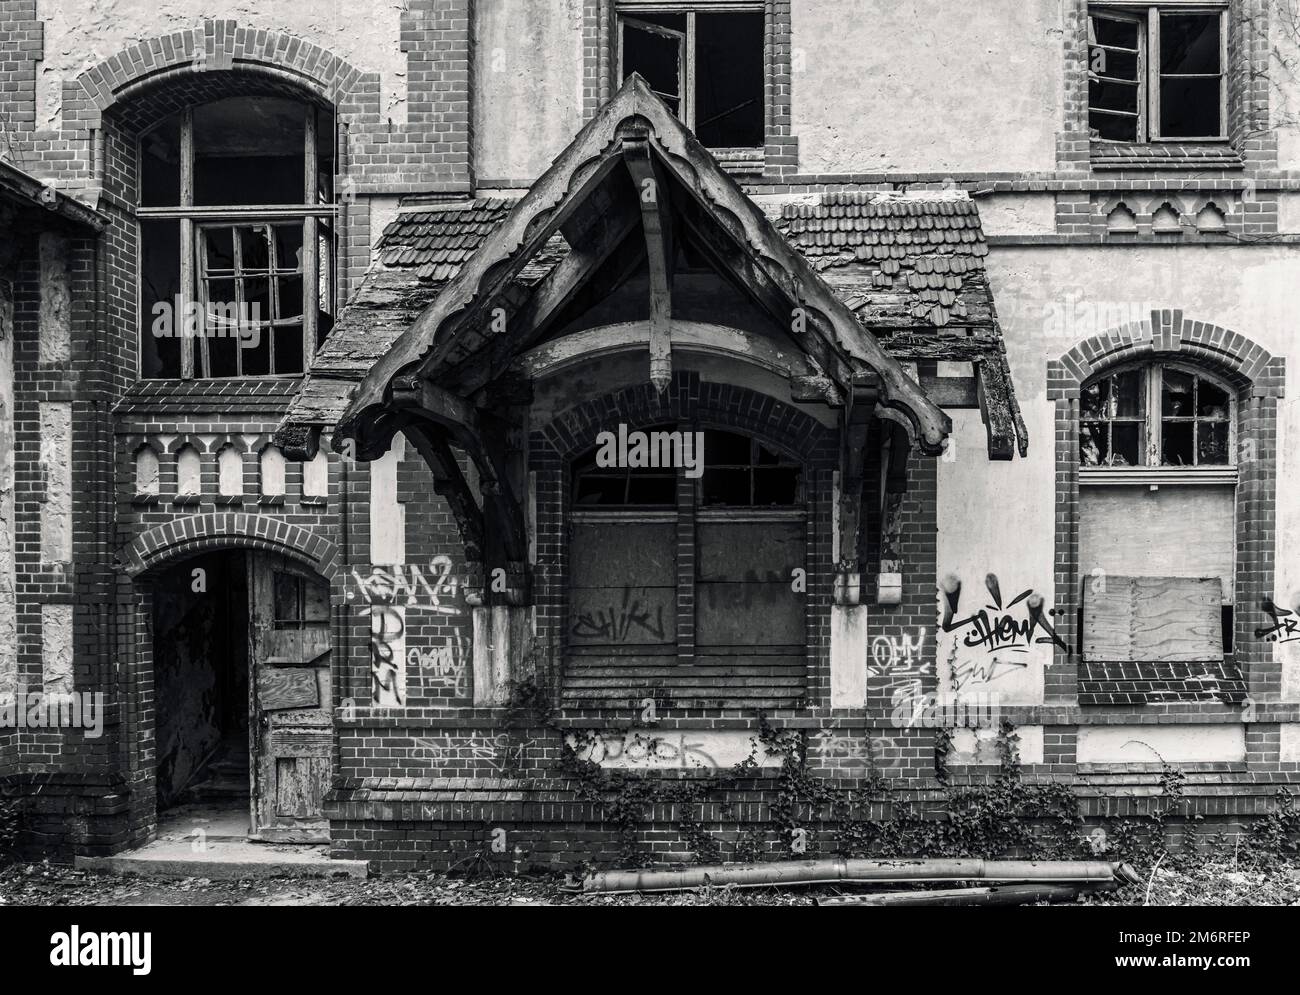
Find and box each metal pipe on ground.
[817,882,1121,907]
[575,859,1140,894]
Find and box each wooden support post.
[303,104,319,364]
[623,136,674,393]
[179,108,195,379]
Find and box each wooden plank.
[258,666,321,710]
[1083,579,1135,662]
[1131,576,1223,662]
[263,628,330,664]
[275,756,328,819]
[1080,485,1235,600]
[1084,575,1224,662]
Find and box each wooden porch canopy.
[276,75,954,467]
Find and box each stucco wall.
[473,0,584,184]
[35,0,409,128]
[790,0,1063,174]
[934,243,1300,705]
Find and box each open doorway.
[150,549,333,843]
[152,551,251,835]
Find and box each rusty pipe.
[577,858,1139,894]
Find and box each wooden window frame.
[136,102,336,381]
[614,0,767,150]
[1079,360,1237,482]
[1088,2,1229,143]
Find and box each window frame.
[613,0,767,151]
[1079,360,1238,484]
[135,101,337,381]
[1087,1,1229,143]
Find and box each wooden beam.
[445,198,643,395]
[402,422,485,565]
[622,136,674,393]
[672,193,854,392]
[975,357,1017,461]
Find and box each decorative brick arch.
[537,374,834,463]
[1047,309,1285,400]
[123,513,340,580]
[528,371,837,706]
[1045,310,1286,710]
[71,18,380,129]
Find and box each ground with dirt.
[2,856,1298,906]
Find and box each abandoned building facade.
[1,0,1298,870]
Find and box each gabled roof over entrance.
[276,75,961,463]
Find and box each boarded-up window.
[565,426,806,706]
[1079,484,1235,600]
[1083,576,1223,662]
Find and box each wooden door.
[248,553,332,842]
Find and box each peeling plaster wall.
[1271,4,1300,172]
[936,408,1054,706]
[35,0,410,129]
[38,400,71,566]
[40,603,73,693]
[1077,724,1247,764]
[956,244,1300,703]
[790,0,1062,174]
[473,0,584,184]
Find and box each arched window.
[1078,361,1237,663]
[139,95,336,380]
[567,425,806,706]
[1080,361,1233,467]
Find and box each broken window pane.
[1091,13,1139,49]
[1161,13,1220,74]
[193,97,308,206]
[1110,369,1143,418]
[1198,421,1229,464]
[140,115,181,207]
[1160,77,1220,137]
[1110,422,1140,466]
[1162,367,1193,416]
[139,219,182,379]
[695,12,765,148]
[1162,420,1194,465]
[622,17,684,116]
[1198,379,1230,418]
[1080,421,1107,466]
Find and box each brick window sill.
[712,147,766,176]
[299,496,328,508]
[1089,141,1243,171]
[258,495,286,507]
[172,495,201,507]
[215,495,244,506]
[131,493,160,507]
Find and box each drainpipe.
[575,858,1140,894]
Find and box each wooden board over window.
[1083,575,1223,663]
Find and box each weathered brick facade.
[1,0,1298,873]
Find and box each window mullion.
[267,223,279,375]
[232,229,243,378]
[303,105,319,367]
[684,12,697,130]
[1147,7,1160,141]
[1147,366,1162,466]
[179,108,195,380]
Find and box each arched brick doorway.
[122,517,338,846]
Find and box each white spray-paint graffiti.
[407,632,470,697]
[811,730,906,772]
[346,556,463,705]
[413,732,533,773]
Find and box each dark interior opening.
[152,551,250,816]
